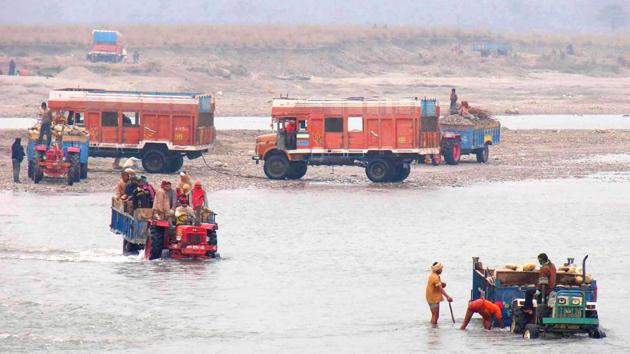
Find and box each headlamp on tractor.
[558,296,568,305]
[571,297,582,306]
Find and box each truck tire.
[142,149,167,173]
[391,164,411,182]
[476,144,489,163]
[264,154,290,179]
[287,162,307,179]
[443,140,461,165]
[165,155,184,173]
[523,324,540,339]
[366,158,393,183]
[147,226,165,260]
[80,163,88,179]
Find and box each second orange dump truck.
[253,97,459,182]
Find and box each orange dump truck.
[253,97,456,182]
[48,89,215,173]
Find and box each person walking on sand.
[38,102,53,147]
[460,298,504,330]
[11,138,25,183]
[426,262,453,326]
[8,59,16,76]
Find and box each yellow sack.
[521,263,536,271]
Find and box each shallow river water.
[1,174,630,353]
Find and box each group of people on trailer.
[426,253,556,330]
[114,169,209,226]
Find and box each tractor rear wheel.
[366,158,393,183]
[588,328,606,339]
[523,324,540,339]
[71,155,81,182]
[206,230,218,258]
[443,140,461,165]
[264,154,290,179]
[147,226,165,260]
[286,162,307,179]
[142,149,167,173]
[123,239,140,256]
[476,144,489,163]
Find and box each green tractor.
[519,256,605,339]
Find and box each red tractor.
[144,215,218,260]
[31,145,81,185]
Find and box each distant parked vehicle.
[473,42,512,57]
[86,30,127,63]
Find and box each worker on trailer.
[178,170,193,189]
[449,88,458,114]
[177,183,191,207]
[153,180,174,220]
[191,180,207,226]
[286,119,297,150]
[38,102,53,147]
[175,200,195,226]
[115,170,131,198]
[537,253,557,310]
[426,262,453,326]
[460,299,504,330]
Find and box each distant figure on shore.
[8,59,16,76]
[11,137,25,183]
[449,88,458,114]
[426,262,453,326]
[133,50,140,64]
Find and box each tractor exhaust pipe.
[582,255,589,285]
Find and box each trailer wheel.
[366,158,393,183]
[147,226,165,260]
[142,149,167,173]
[443,140,461,165]
[123,239,140,256]
[287,162,308,179]
[80,163,88,179]
[264,154,290,179]
[523,324,540,339]
[476,144,489,163]
[391,164,411,182]
[165,154,184,173]
[588,328,606,339]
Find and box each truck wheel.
[264,154,290,179]
[366,158,393,183]
[287,162,307,179]
[147,226,165,260]
[165,155,184,173]
[80,163,88,179]
[523,324,540,339]
[443,140,461,165]
[476,144,489,163]
[391,164,411,182]
[142,149,167,173]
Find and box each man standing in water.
[426,262,453,326]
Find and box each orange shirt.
[425,272,443,303]
[468,299,502,321]
[539,262,557,294]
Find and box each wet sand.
[1,128,630,193]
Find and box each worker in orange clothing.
[426,262,453,326]
[191,179,207,225]
[460,299,504,330]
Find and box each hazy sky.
[1,0,627,33]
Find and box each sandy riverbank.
[1,128,629,193]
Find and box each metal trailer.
[470,257,603,338]
[440,123,500,164]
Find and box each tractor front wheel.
[123,239,140,256]
[523,324,540,339]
